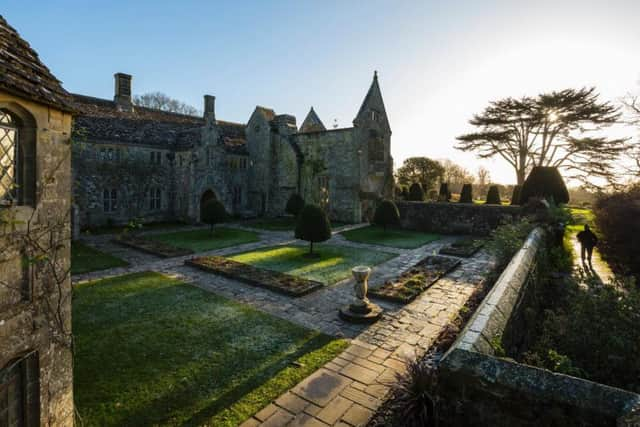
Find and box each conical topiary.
[519,166,569,205]
[486,185,501,204]
[285,193,305,216]
[294,204,332,256]
[459,184,473,203]
[373,200,400,231]
[408,183,424,201]
[511,185,522,205]
[438,183,451,202]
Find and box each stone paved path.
[569,232,614,285]
[72,223,496,426]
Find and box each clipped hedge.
[485,185,501,204]
[438,183,451,202]
[408,183,424,201]
[295,204,332,254]
[520,166,569,205]
[511,185,522,205]
[373,200,400,230]
[459,184,473,203]
[285,193,305,216]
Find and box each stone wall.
[436,228,640,426]
[0,93,74,426]
[396,201,522,235]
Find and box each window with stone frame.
[149,188,162,211]
[150,151,162,165]
[103,189,118,212]
[368,129,385,162]
[232,186,242,206]
[317,175,330,210]
[0,351,40,427]
[0,109,35,207]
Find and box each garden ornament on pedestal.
[339,266,383,323]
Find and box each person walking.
[577,224,598,267]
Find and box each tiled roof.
[0,15,75,112]
[71,93,247,150]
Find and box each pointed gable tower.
[299,107,326,133]
[353,71,391,133]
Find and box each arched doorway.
[199,189,217,222]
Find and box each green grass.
[148,227,259,252]
[229,244,396,285]
[241,217,347,231]
[340,225,440,249]
[73,272,347,427]
[71,241,128,275]
[81,221,188,235]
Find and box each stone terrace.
[72,223,495,426]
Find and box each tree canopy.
[396,157,444,193]
[456,87,628,187]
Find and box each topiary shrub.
[486,185,501,204]
[408,183,424,201]
[201,199,229,234]
[459,184,473,203]
[373,200,400,231]
[520,166,569,205]
[511,185,522,205]
[401,186,410,200]
[294,204,332,256]
[438,183,451,202]
[285,193,305,217]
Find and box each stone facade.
[72,72,393,229]
[0,15,74,426]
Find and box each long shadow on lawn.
[118,333,334,426]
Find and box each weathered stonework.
[397,201,522,235]
[72,72,393,229]
[0,94,74,425]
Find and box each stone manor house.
[72,71,394,229]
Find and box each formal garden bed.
[186,255,324,296]
[73,272,347,427]
[226,244,397,285]
[238,217,347,231]
[370,255,461,303]
[71,241,129,275]
[114,234,193,258]
[439,237,485,257]
[340,225,440,249]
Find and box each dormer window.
[370,110,379,122]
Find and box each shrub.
[594,185,640,281]
[389,356,438,427]
[294,204,332,255]
[201,199,229,234]
[373,200,400,231]
[486,219,534,267]
[285,193,305,217]
[511,185,522,205]
[520,166,569,205]
[438,183,451,202]
[485,185,501,204]
[427,189,438,201]
[401,187,410,200]
[459,184,473,203]
[408,183,424,201]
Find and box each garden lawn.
[242,217,347,231]
[148,227,259,252]
[341,225,440,249]
[229,244,396,285]
[71,241,128,275]
[73,272,347,427]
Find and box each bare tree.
[621,93,640,176]
[477,166,491,196]
[133,92,199,116]
[439,159,475,193]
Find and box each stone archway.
[199,189,217,222]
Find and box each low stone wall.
[396,201,521,235]
[436,228,640,426]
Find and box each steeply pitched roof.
[0,15,75,112]
[299,107,326,133]
[353,70,389,129]
[72,93,247,151]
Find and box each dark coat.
[577,229,598,248]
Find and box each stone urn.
[339,266,383,323]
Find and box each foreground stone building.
[72,71,393,229]
[0,15,74,426]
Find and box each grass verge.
[71,241,128,275]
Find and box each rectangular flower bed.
[114,234,193,258]
[370,255,461,303]
[185,255,323,297]
[439,237,485,257]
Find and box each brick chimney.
[204,94,216,124]
[114,73,133,111]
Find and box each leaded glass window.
[0,110,18,206]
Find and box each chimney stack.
[114,73,133,111]
[204,95,216,123]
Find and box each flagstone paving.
[71,223,496,426]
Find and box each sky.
[5,0,640,185]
